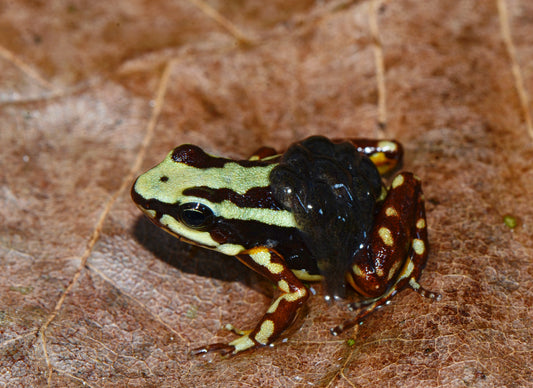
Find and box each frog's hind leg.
[333,172,439,335]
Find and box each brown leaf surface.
[1,1,532,387]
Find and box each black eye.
[178,203,214,230]
[160,176,169,182]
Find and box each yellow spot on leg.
[376,267,385,277]
[249,249,284,274]
[398,258,415,280]
[385,207,399,217]
[266,288,307,314]
[266,297,282,314]
[229,335,255,353]
[352,265,363,276]
[412,239,425,255]
[278,279,290,293]
[254,320,275,345]
[416,218,426,229]
[392,174,404,188]
[286,287,307,302]
[378,227,394,246]
[387,260,402,281]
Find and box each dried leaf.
[1,1,532,386]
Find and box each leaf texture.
[1,1,532,386]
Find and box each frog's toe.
[191,334,259,357]
[191,342,236,356]
[408,278,441,301]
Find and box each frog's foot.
[345,279,440,313]
[330,284,396,336]
[346,296,381,311]
[331,277,441,336]
[408,278,441,301]
[190,325,254,356]
[191,333,264,356]
[191,342,236,356]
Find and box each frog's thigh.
[347,172,428,298]
[231,247,309,353]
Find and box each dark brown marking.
[171,144,278,169]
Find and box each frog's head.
[131,144,294,256]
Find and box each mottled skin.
[131,136,438,355]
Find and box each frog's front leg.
[334,172,439,334]
[193,247,309,356]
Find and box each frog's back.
[270,136,383,298]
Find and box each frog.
[131,135,438,356]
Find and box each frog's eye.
[178,202,214,230]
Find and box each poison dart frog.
[131,136,438,355]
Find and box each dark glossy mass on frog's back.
[270,136,383,299]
